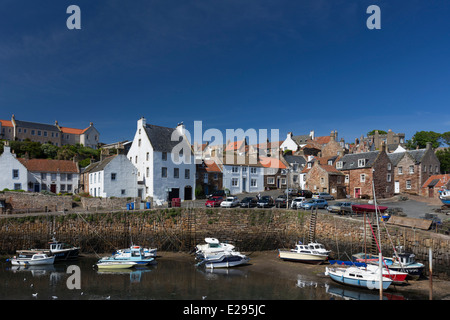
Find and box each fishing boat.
[278,241,329,265]
[325,265,393,290]
[99,246,154,266]
[439,189,450,206]
[197,251,249,269]
[10,251,55,266]
[48,237,80,260]
[96,261,138,269]
[195,238,235,257]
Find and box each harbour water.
[0,252,430,301]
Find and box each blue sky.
[0,0,449,145]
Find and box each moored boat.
[100,246,154,266]
[48,237,80,260]
[10,251,55,266]
[278,241,329,265]
[439,189,450,206]
[195,238,235,258]
[325,265,393,290]
[198,251,249,269]
[96,261,138,269]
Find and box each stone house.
[126,117,196,203]
[195,159,223,197]
[368,129,406,153]
[304,160,346,198]
[0,114,100,149]
[260,156,287,190]
[337,145,394,199]
[387,142,440,195]
[421,174,450,199]
[321,131,347,158]
[282,154,307,190]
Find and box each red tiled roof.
[259,156,287,169]
[0,120,13,127]
[204,160,221,172]
[314,136,331,145]
[422,174,450,189]
[225,140,245,151]
[18,158,79,173]
[59,127,89,134]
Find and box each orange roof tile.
[0,120,13,127]
[60,127,89,135]
[204,160,221,172]
[422,174,450,189]
[225,140,245,151]
[314,136,331,145]
[18,158,79,173]
[259,156,286,169]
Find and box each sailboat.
[325,180,394,293]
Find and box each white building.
[221,154,264,195]
[280,131,314,152]
[87,154,138,198]
[126,117,196,203]
[0,145,28,191]
[0,144,80,193]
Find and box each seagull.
[202,296,207,300]
[32,293,38,298]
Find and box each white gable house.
[87,154,138,198]
[0,145,28,191]
[127,117,196,204]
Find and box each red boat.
[351,204,388,214]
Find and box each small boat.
[195,238,235,257]
[439,189,450,206]
[364,264,408,283]
[307,242,331,256]
[197,251,249,269]
[278,241,329,265]
[100,246,154,266]
[325,265,393,290]
[10,251,55,266]
[48,237,80,260]
[96,261,138,269]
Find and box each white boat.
[198,251,250,269]
[307,242,331,256]
[278,241,329,265]
[10,251,55,266]
[195,238,235,257]
[325,265,393,290]
[101,246,154,265]
[96,261,138,269]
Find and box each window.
[185,169,190,179]
[51,173,57,181]
[409,166,414,174]
[60,184,66,192]
[358,159,366,167]
[12,169,19,179]
[174,168,179,178]
[162,152,167,161]
[423,165,427,172]
[406,180,411,189]
[162,167,167,178]
[67,174,72,181]
[14,183,21,190]
[111,173,117,181]
[146,152,149,161]
[31,130,35,135]
[250,167,257,174]
[251,179,257,187]
[232,166,239,173]
[135,156,138,164]
[387,173,391,182]
[336,161,343,169]
[232,178,239,186]
[387,163,391,170]
[214,173,218,180]
[267,177,275,184]
[67,184,72,192]
[281,178,286,185]
[435,166,439,173]
[44,131,47,137]
[398,167,403,175]
[38,131,41,136]
[138,139,141,146]
[360,174,366,182]
[320,177,325,184]
[121,189,126,195]
[41,173,47,180]
[146,167,150,178]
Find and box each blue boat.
[98,246,154,266]
[325,264,393,290]
[439,189,450,206]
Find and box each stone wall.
[0,208,448,279]
[0,191,72,213]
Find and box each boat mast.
[372,174,383,300]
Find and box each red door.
[50,184,57,193]
[354,188,361,198]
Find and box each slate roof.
[144,124,191,153]
[292,135,311,145]
[338,151,380,170]
[388,148,427,166]
[14,120,59,132]
[84,155,117,173]
[283,155,306,166]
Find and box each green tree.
[367,130,387,136]
[436,148,450,173]
[406,131,441,149]
[41,143,59,159]
[440,131,450,147]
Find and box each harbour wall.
[0,208,449,279]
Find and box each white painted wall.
[222,165,264,195]
[0,146,28,191]
[280,133,299,152]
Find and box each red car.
[205,196,223,207]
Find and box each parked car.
[300,199,328,210]
[297,190,313,198]
[327,202,353,214]
[205,196,224,207]
[291,197,306,209]
[312,192,334,200]
[220,196,240,208]
[275,194,288,208]
[239,197,258,208]
[209,190,227,198]
[285,188,299,196]
[257,196,274,208]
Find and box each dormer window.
[358,159,366,167]
[336,161,343,169]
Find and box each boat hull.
[326,267,392,290]
[11,256,55,266]
[52,248,80,260]
[278,250,328,265]
[96,262,137,269]
[204,256,249,269]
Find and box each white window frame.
[358,159,365,167]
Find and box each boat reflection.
[325,283,405,300]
